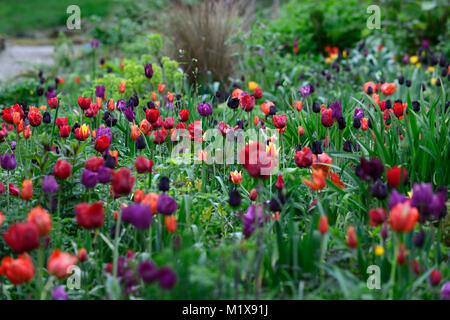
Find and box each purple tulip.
[42,176,59,194]
[91,40,100,48]
[156,193,178,215]
[46,91,57,99]
[330,100,342,120]
[95,85,105,99]
[122,204,152,230]
[97,166,111,184]
[10,141,16,151]
[441,282,450,300]
[298,85,311,97]
[1,152,16,171]
[242,204,267,239]
[157,266,177,290]
[402,53,409,65]
[124,106,136,122]
[354,107,364,119]
[52,286,69,300]
[138,261,159,284]
[116,99,126,112]
[144,63,153,79]
[81,169,98,188]
[387,190,410,209]
[197,103,213,117]
[96,126,112,142]
[412,183,447,222]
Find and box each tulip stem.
[112,208,122,279]
[389,233,399,299]
[6,170,10,214]
[37,245,44,299]
[50,103,60,149]
[148,226,152,259]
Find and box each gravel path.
[0,44,54,81]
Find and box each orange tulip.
[142,192,159,214]
[232,88,243,98]
[47,249,77,279]
[319,215,328,235]
[158,83,166,94]
[361,117,369,131]
[119,81,126,93]
[27,206,52,236]
[302,169,326,190]
[346,226,358,248]
[20,179,33,200]
[0,210,4,227]
[131,124,141,141]
[380,82,397,96]
[328,171,345,189]
[165,216,177,233]
[167,91,174,102]
[292,100,302,111]
[108,98,115,111]
[389,202,418,232]
[134,189,145,203]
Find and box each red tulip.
[54,160,72,179]
[3,221,40,252]
[145,108,159,123]
[85,157,105,172]
[275,174,285,189]
[239,93,255,112]
[28,107,42,127]
[135,156,153,173]
[94,136,110,153]
[369,208,386,226]
[75,202,105,229]
[0,254,35,285]
[254,87,262,99]
[430,270,442,286]
[77,248,87,262]
[112,167,135,195]
[48,97,59,109]
[163,117,175,130]
[78,96,91,110]
[294,147,313,168]
[321,108,333,127]
[238,141,276,179]
[179,109,189,122]
[249,188,258,201]
[9,184,20,197]
[273,114,287,129]
[386,166,408,188]
[1,104,24,124]
[59,125,70,138]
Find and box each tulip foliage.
[0,17,448,302]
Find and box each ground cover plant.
[0,0,449,300]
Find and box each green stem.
[389,233,399,299]
[112,207,122,279]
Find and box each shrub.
[164,0,250,85]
